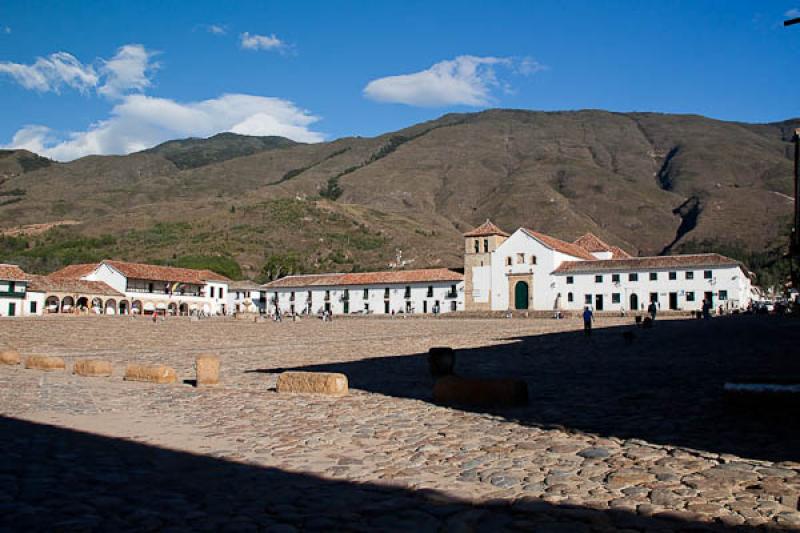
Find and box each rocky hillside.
[0,110,795,283]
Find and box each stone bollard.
[428,347,455,379]
[195,355,220,386]
[0,350,21,366]
[276,371,348,396]
[73,358,113,377]
[433,375,528,408]
[24,355,66,371]
[124,364,177,384]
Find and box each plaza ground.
[0,314,799,531]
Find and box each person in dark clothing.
[647,301,657,321]
[583,306,594,337]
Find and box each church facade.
[463,220,755,313]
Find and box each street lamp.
[784,18,800,295]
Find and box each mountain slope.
[0,109,794,283]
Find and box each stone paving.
[0,314,799,531]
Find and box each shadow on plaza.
[0,416,767,532]
[247,315,800,464]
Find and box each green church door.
[514,281,529,310]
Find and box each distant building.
[262,268,464,316]
[227,280,267,314]
[46,260,230,315]
[463,220,756,313]
[0,264,34,317]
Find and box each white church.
[463,220,756,313]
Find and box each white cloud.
[207,24,226,35]
[363,55,544,107]
[240,32,285,51]
[0,51,98,93]
[0,44,157,99]
[4,93,324,161]
[98,44,158,99]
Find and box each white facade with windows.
[262,269,464,316]
[464,221,756,313]
[0,264,40,317]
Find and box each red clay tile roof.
[46,263,98,280]
[104,260,230,284]
[608,246,633,260]
[464,219,510,238]
[28,275,124,297]
[0,264,29,282]
[573,233,633,259]
[521,229,596,260]
[552,253,742,274]
[228,280,265,291]
[263,268,463,289]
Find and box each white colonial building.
[46,260,230,315]
[0,264,37,317]
[262,268,464,316]
[227,280,267,314]
[464,220,756,313]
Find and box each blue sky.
[1,1,800,160]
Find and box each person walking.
[583,306,594,337]
[702,299,711,319]
[647,301,657,321]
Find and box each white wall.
[490,230,585,311]
[267,282,463,315]
[553,265,752,312]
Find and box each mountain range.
[0,109,795,284]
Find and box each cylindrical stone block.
[73,359,113,377]
[24,355,66,371]
[195,355,220,386]
[124,364,177,384]
[433,375,528,407]
[276,371,348,396]
[428,346,455,379]
[0,350,21,366]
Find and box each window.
[516,253,525,264]
[567,292,574,302]
[30,301,37,314]
[649,272,657,281]
[308,290,313,300]
[566,276,574,285]
[686,271,694,280]
[325,290,331,301]
[218,287,224,299]
[290,291,295,301]
[668,272,677,280]
[404,286,411,298]
[530,255,537,265]
[506,257,512,266]
[612,274,620,283]
[650,292,658,303]
[363,288,369,299]
[629,273,638,282]
[584,294,592,305]
[612,293,620,304]
[704,270,713,279]
[343,289,349,300]
[718,290,728,300]
[686,291,695,302]
[427,286,433,297]
[595,275,603,283]
[474,240,480,253]
[384,287,390,299]
[483,239,489,253]
[210,286,215,298]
